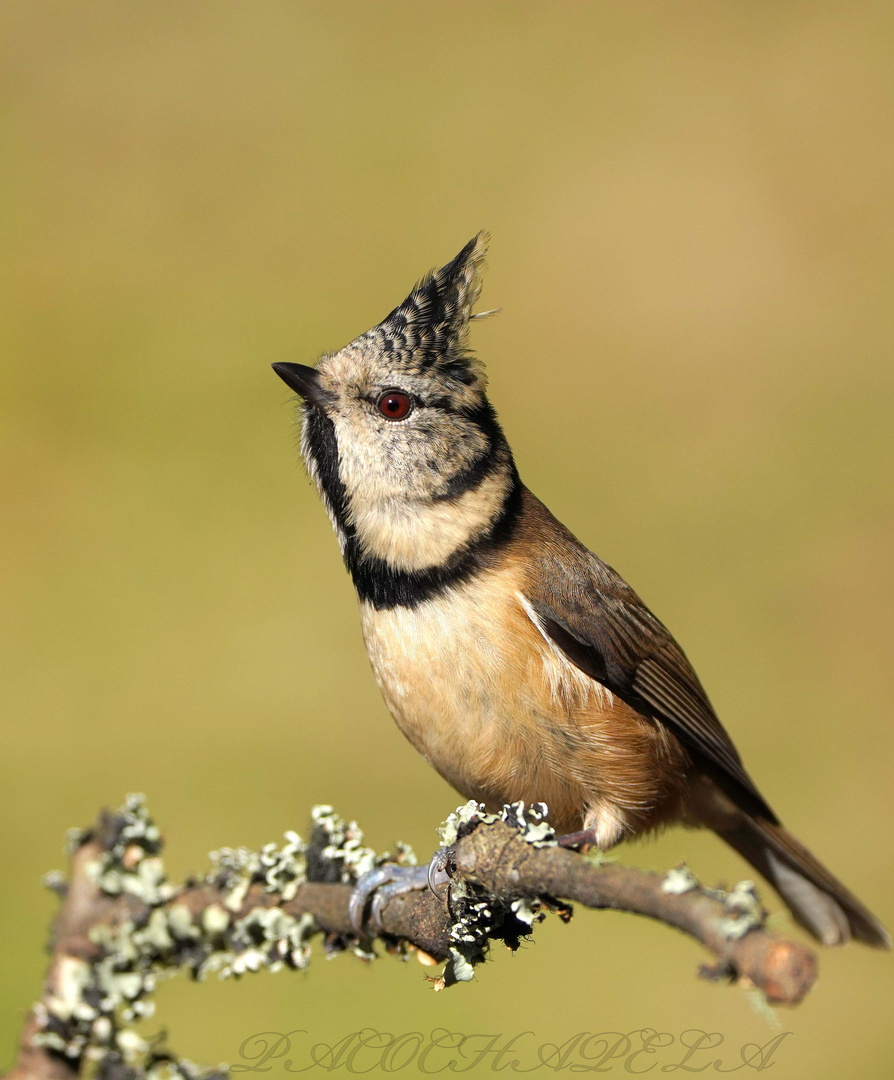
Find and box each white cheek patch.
[324,402,512,572]
[301,355,506,573]
[350,464,513,571]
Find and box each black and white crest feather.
[354,231,489,384]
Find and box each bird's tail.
[712,809,890,948]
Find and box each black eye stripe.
[303,407,353,535]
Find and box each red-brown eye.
[376,391,413,420]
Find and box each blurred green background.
[2,2,893,1077]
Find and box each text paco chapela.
[231,1027,792,1073]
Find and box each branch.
[6,796,817,1080]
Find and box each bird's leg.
[554,828,599,852]
[557,807,626,853]
[349,847,455,935]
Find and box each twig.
[5,796,817,1080]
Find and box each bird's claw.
[427,845,454,896]
[349,847,455,936]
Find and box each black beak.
[271,363,331,410]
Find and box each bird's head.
[273,234,517,577]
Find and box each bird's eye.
[376,391,413,421]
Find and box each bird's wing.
[522,544,777,823]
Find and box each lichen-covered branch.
[6,796,817,1080]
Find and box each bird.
[272,233,890,949]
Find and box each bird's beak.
[271,363,331,410]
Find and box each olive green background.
[2,3,892,1077]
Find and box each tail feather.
[693,778,890,948]
[716,814,890,948]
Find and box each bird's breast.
[357,563,678,836]
[359,565,551,754]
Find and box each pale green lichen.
[510,897,542,927]
[228,907,315,976]
[436,799,556,987]
[35,797,325,1077]
[85,793,171,906]
[438,799,556,848]
[498,801,557,847]
[259,830,306,898]
[201,903,230,937]
[309,805,381,880]
[718,880,764,940]
[662,863,700,895]
[44,956,92,1021]
[37,794,688,1074]
[438,799,489,846]
[34,796,444,1079]
[662,863,766,939]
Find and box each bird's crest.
[357,232,490,384]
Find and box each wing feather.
[524,539,776,823]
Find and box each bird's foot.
[554,828,598,853]
[349,847,455,936]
